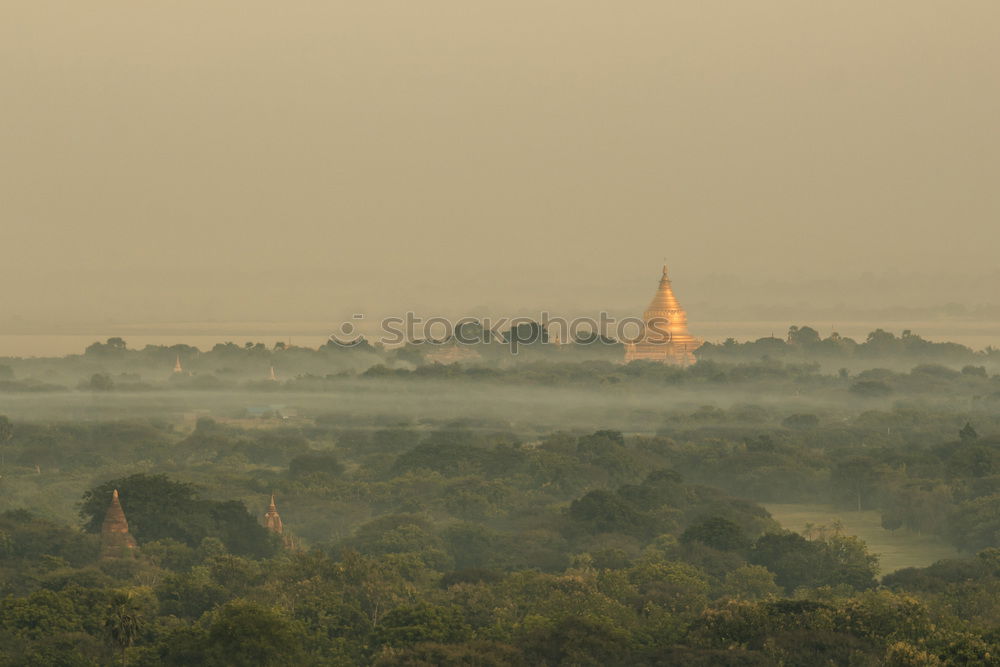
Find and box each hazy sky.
[2,2,998,327]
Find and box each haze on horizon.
[2,2,998,329]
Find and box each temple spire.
[268,366,278,381]
[264,493,283,534]
[100,489,138,559]
[173,355,183,373]
[624,262,701,366]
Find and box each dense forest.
[1,328,1000,664]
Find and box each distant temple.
[424,344,482,365]
[624,264,701,366]
[264,494,283,534]
[100,489,138,559]
[173,355,183,373]
[268,366,278,382]
[264,494,298,549]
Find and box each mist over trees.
[0,325,997,398]
[0,328,999,663]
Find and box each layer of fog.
[0,380,959,435]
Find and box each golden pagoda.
[100,489,138,559]
[173,355,183,373]
[624,264,701,366]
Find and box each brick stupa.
[264,494,299,550]
[264,494,283,534]
[100,489,138,559]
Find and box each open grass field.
[765,503,963,576]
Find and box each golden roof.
[626,264,701,365]
[644,265,683,319]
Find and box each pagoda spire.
[643,264,686,336]
[264,493,283,534]
[100,489,138,559]
[268,366,278,381]
[624,262,701,366]
[173,355,183,373]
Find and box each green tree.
[88,373,115,391]
[960,422,979,442]
[288,451,344,478]
[782,413,820,430]
[79,475,276,557]
[442,522,497,570]
[204,600,305,666]
[831,457,885,511]
[567,490,651,538]
[850,380,892,397]
[372,602,471,648]
[788,325,821,346]
[80,475,201,538]
[337,550,415,628]
[521,614,634,666]
[680,517,750,552]
[948,495,1000,552]
[372,641,522,666]
[105,590,143,667]
[750,531,878,592]
[722,565,781,600]
[85,337,127,357]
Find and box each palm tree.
[106,590,143,667]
